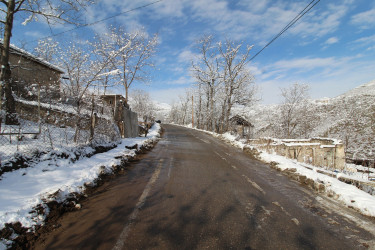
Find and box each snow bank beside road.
[260,152,375,218]
[0,124,161,232]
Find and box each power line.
[28,0,163,44]
[249,0,321,61]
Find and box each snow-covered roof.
[0,40,64,73]
[284,143,321,147]
[229,115,253,126]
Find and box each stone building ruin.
[249,138,346,170]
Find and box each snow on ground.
[179,124,375,218]
[259,152,375,217]
[0,124,161,238]
[1,118,79,166]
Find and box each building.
[248,138,346,170]
[229,115,254,138]
[100,94,138,138]
[0,41,64,101]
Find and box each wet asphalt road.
[34,124,375,249]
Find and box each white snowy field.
[0,123,161,247]
[182,124,375,218]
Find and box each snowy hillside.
[234,80,375,159]
[153,101,171,122]
[336,79,375,99]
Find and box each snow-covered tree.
[33,38,60,62]
[92,27,158,102]
[217,39,255,132]
[58,40,130,142]
[189,35,256,133]
[191,35,221,131]
[280,83,310,138]
[129,89,155,122]
[0,0,93,125]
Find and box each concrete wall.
[108,97,139,138]
[119,109,139,138]
[248,138,346,170]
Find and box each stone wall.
[249,138,346,170]
[7,51,62,101]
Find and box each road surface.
[34,124,375,249]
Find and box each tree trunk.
[205,89,210,130]
[219,97,227,134]
[209,81,214,131]
[74,100,81,143]
[125,84,129,103]
[197,84,202,129]
[224,84,234,132]
[1,0,18,125]
[89,95,96,143]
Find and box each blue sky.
[10,0,375,105]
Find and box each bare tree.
[93,27,158,103]
[218,39,255,132]
[191,35,221,131]
[193,83,204,129]
[190,35,256,133]
[129,89,155,122]
[280,83,310,138]
[0,0,93,125]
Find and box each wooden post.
[192,95,194,128]
[38,83,41,134]
[89,95,95,142]
[0,78,2,128]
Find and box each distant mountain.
[234,80,375,160]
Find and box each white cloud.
[24,31,45,39]
[325,37,339,45]
[254,52,375,104]
[177,49,197,63]
[351,8,375,29]
[351,34,375,51]
[270,57,337,71]
[82,0,354,46]
[237,0,270,13]
[289,2,352,39]
[165,75,195,85]
[148,87,187,104]
[353,34,375,44]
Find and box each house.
[100,94,138,138]
[101,94,129,109]
[229,115,254,138]
[0,41,64,101]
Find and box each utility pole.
[192,95,194,128]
